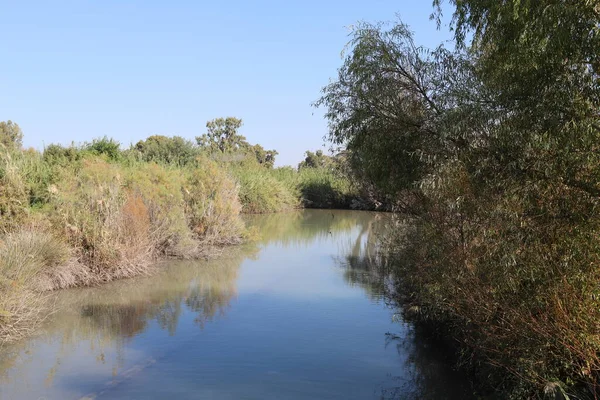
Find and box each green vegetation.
[0,117,362,344]
[318,1,600,398]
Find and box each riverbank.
[0,129,362,344]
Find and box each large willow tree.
[319,1,600,398]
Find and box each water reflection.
[0,247,254,394]
[245,209,369,247]
[334,213,391,302]
[0,210,472,400]
[333,215,474,400]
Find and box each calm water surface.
[0,210,472,400]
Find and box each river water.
[0,210,472,400]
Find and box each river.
[0,210,473,399]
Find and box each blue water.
[0,210,472,400]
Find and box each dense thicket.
[0,118,363,343]
[319,1,600,398]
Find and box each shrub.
[43,143,83,166]
[297,167,355,209]
[133,135,199,167]
[184,157,244,245]
[124,162,194,256]
[48,158,153,280]
[0,229,69,343]
[0,150,28,233]
[83,137,122,161]
[230,162,299,213]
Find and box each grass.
[0,135,365,344]
[0,229,69,344]
[229,161,360,213]
[0,144,250,344]
[229,162,299,213]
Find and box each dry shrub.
[124,163,195,257]
[390,161,600,398]
[0,145,249,344]
[49,158,154,282]
[184,157,244,246]
[118,192,154,268]
[0,229,69,343]
[0,149,28,233]
[43,157,245,285]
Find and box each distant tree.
[196,117,247,154]
[298,150,331,169]
[43,143,83,165]
[197,118,278,167]
[250,144,278,168]
[0,120,23,149]
[134,135,199,166]
[84,137,122,160]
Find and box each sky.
[0,1,454,167]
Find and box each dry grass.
[0,229,69,344]
[184,157,244,246]
[0,149,28,233]
[124,163,195,257]
[0,150,249,344]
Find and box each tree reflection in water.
[334,214,474,400]
[0,245,257,387]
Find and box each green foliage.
[197,117,246,154]
[249,143,278,169]
[297,167,355,209]
[0,121,23,150]
[229,156,360,213]
[43,143,83,166]
[83,136,123,161]
[197,117,278,167]
[315,21,473,196]
[183,157,244,245]
[133,135,199,166]
[0,120,365,344]
[298,149,330,169]
[229,161,299,213]
[319,5,600,398]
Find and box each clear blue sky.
[0,1,453,166]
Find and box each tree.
[298,150,330,169]
[315,21,478,197]
[196,117,247,154]
[435,0,600,197]
[318,6,600,396]
[197,117,278,167]
[134,135,199,166]
[84,137,122,160]
[250,144,278,168]
[0,120,23,149]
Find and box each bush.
[0,150,29,233]
[124,162,194,256]
[43,143,83,166]
[83,137,122,161]
[230,162,299,213]
[0,229,70,343]
[297,167,355,209]
[133,135,199,167]
[184,157,244,245]
[48,158,154,279]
